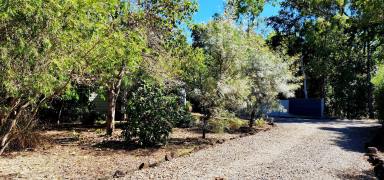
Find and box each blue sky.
[184,0,281,41]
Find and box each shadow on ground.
[319,125,380,153]
[92,137,216,156]
[275,117,378,180]
[276,118,381,153]
[274,117,377,125]
[336,169,376,180]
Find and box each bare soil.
[0,124,269,179]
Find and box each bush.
[208,119,227,133]
[255,118,266,127]
[174,109,195,128]
[376,89,384,123]
[123,81,194,146]
[208,118,247,133]
[373,65,384,123]
[185,101,193,112]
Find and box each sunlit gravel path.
[128,119,379,179]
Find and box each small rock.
[369,154,384,165]
[165,154,173,161]
[113,170,125,178]
[170,151,177,158]
[368,147,379,154]
[216,139,225,144]
[26,148,36,152]
[215,177,225,180]
[139,162,149,170]
[194,146,204,151]
[149,162,158,167]
[198,139,210,144]
[230,137,236,140]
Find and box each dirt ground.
[0,124,269,179]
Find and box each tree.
[92,0,198,135]
[244,37,299,127]
[83,2,147,135]
[268,0,384,119]
[225,0,267,31]
[191,18,299,136]
[0,0,119,154]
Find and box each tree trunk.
[367,38,375,119]
[249,109,256,128]
[106,89,118,136]
[0,117,17,154]
[121,87,128,121]
[0,102,28,155]
[106,63,126,135]
[57,103,63,125]
[301,56,308,99]
[202,116,207,139]
[202,109,211,139]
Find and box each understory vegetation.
[0,0,384,154]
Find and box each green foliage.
[208,118,247,133]
[38,85,100,125]
[255,118,266,127]
[268,0,384,118]
[191,19,299,118]
[175,109,195,128]
[373,65,384,122]
[123,80,193,146]
[225,0,267,29]
[0,0,123,152]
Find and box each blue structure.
[269,99,324,118]
[288,98,324,118]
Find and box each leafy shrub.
[174,109,195,128]
[227,119,247,130]
[373,65,384,123]
[255,118,266,127]
[208,119,227,133]
[208,118,247,133]
[185,101,193,112]
[123,81,193,146]
[375,89,384,123]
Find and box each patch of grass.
[71,130,80,140]
[208,119,227,133]
[94,128,104,135]
[95,119,106,125]
[208,118,248,133]
[227,118,247,130]
[176,147,195,156]
[255,118,266,127]
[9,131,44,151]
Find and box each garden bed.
[0,123,272,179]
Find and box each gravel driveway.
[128,119,379,179]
